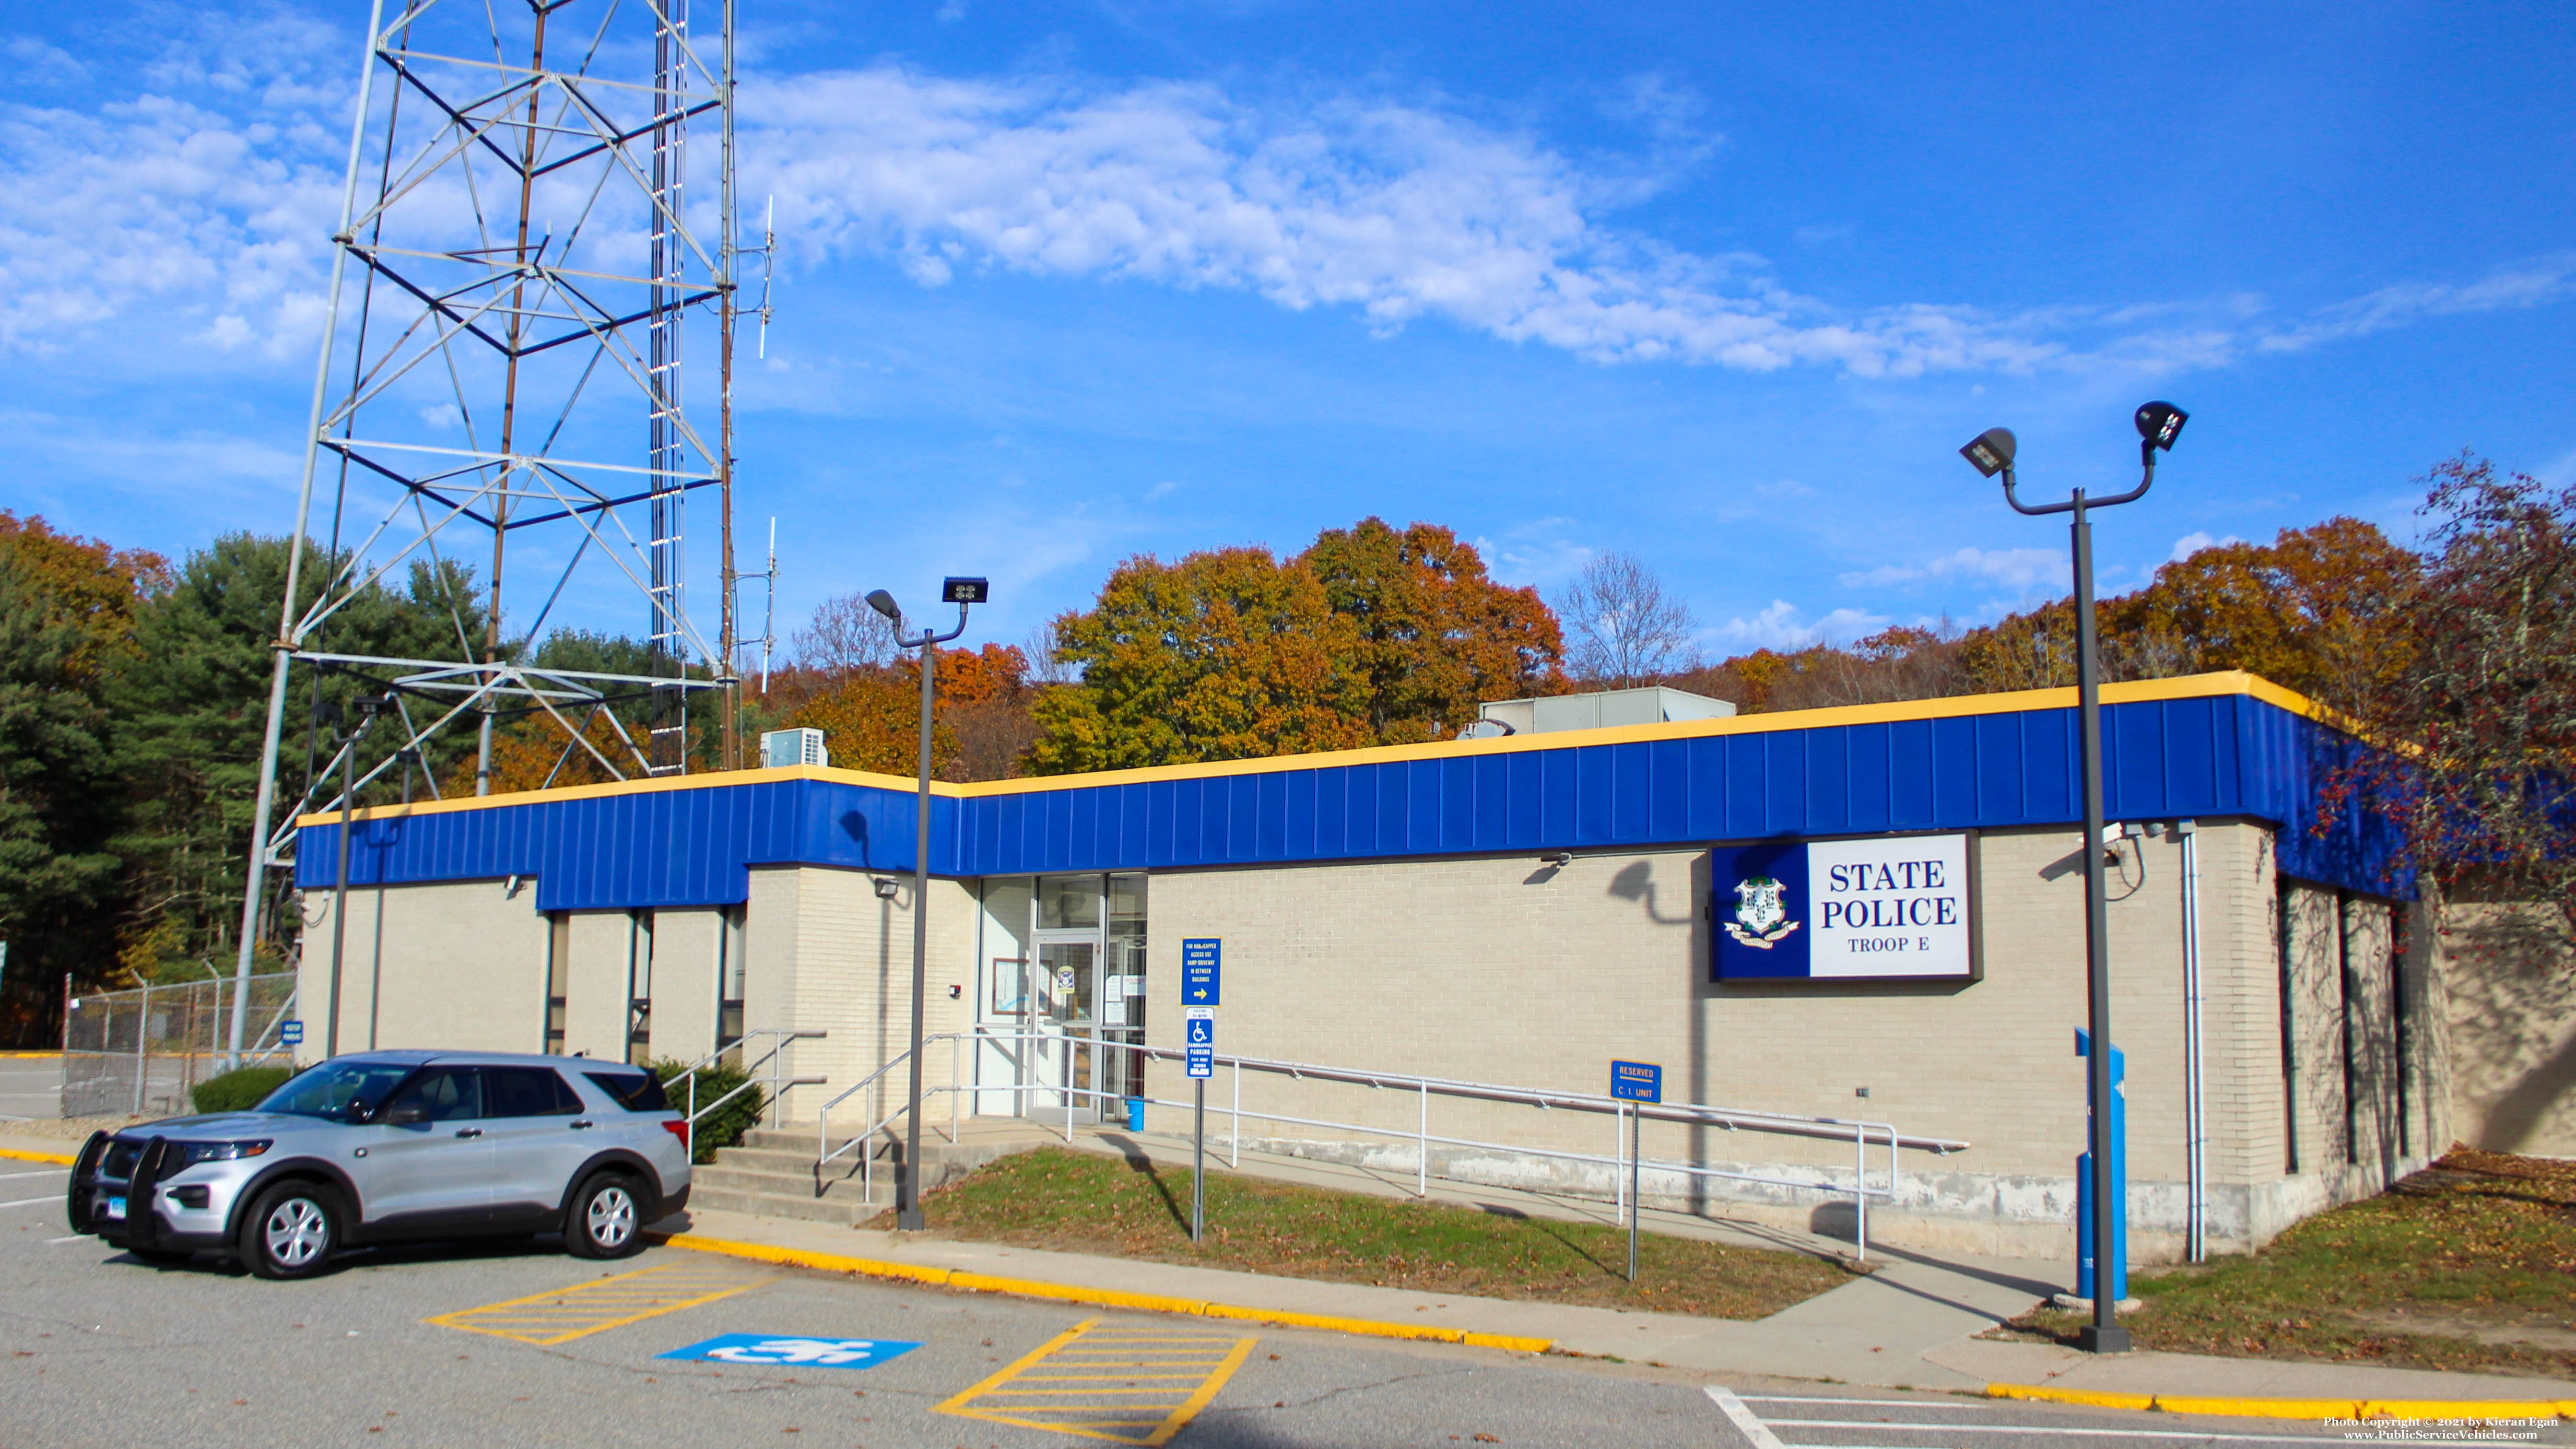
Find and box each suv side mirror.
[384,1103,429,1127]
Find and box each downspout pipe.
[2180,818,2206,1263]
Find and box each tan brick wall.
[562,911,635,1062]
[294,879,547,1059]
[2281,882,2347,1172]
[739,867,980,1123]
[2441,900,2576,1156]
[648,909,725,1064]
[1129,827,2263,1181]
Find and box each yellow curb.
[0,1148,76,1165]
[0,1051,61,1059]
[660,1231,1554,1354]
[1988,1383,2576,1421]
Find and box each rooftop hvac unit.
[759,727,828,770]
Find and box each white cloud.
[0,18,348,359]
[1705,599,1887,652]
[749,68,2073,378]
[7,34,89,87]
[4,41,2571,386]
[2256,254,2576,354]
[2167,529,2247,563]
[1473,517,1593,586]
[1840,545,2064,591]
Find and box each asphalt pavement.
[8,1171,2559,1449]
[0,1056,61,1122]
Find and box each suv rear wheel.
[240,1182,342,1280]
[566,1172,645,1259]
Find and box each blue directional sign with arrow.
[1180,938,1222,1005]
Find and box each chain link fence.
[60,973,299,1119]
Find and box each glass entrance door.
[1032,935,1098,1122]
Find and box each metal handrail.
[806,1025,1969,1258]
[677,1028,826,1128]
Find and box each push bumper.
[68,1135,236,1255]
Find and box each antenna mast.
[225,0,743,1058]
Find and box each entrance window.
[1039,875,1102,930]
[545,914,569,1053]
[717,907,746,1052]
[1107,874,1147,1033]
[627,912,654,1065]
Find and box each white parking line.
[0,1168,68,1180]
[1714,1389,2351,1446]
[1,1196,64,1209]
[1773,1420,2337,1443]
[45,1235,86,1244]
[1708,1387,1792,1449]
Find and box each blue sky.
[3,0,2571,668]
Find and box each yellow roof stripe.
[299,669,2330,827]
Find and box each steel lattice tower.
[227,0,747,1056]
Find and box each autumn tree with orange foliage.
[1675,516,2420,717]
[1304,519,1565,744]
[1028,522,1566,774]
[770,640,1037,782]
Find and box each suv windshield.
[257,1061,420,1123]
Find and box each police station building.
[291,671,2491,1262]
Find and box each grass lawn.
[2006,1149,2576,1378]
[871,1146,1856,1320]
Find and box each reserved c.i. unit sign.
[1710,832,1978,981]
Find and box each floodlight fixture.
[941,577,991,605]
[865,588,902,622]
[2135,401,2187,451]
[1960,427,2017,479]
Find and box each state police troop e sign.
[1711,832,1979,982]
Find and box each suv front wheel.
[566,1172,646,1259]
[240,1182,343,1280]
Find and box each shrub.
[191,1065,296,1116]
[647,1056,767,1164]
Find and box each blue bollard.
[2075,1029,2128,1303]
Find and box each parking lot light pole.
[868,578,988,1231]
[1959,403,2185,1356]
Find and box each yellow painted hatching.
[935,1316,1260,1446]
[423,1260,764,1346]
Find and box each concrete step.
[687,1184,880,1228]
[707,1146,870,1177]
[695,1164,874,1199]
[739,1127,887,1156]
[690,1135,1056,1229]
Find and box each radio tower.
[225,0,748,1057]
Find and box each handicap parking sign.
[657,1334,921,1370]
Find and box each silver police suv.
[65,1051,693,1279]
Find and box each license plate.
[102,1195,126,1221]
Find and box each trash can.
[1124,1097,1146,1132]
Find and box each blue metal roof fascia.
[294,774,939,910]
[293,690,2410,910]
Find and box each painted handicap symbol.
[659,1333,922,1370]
